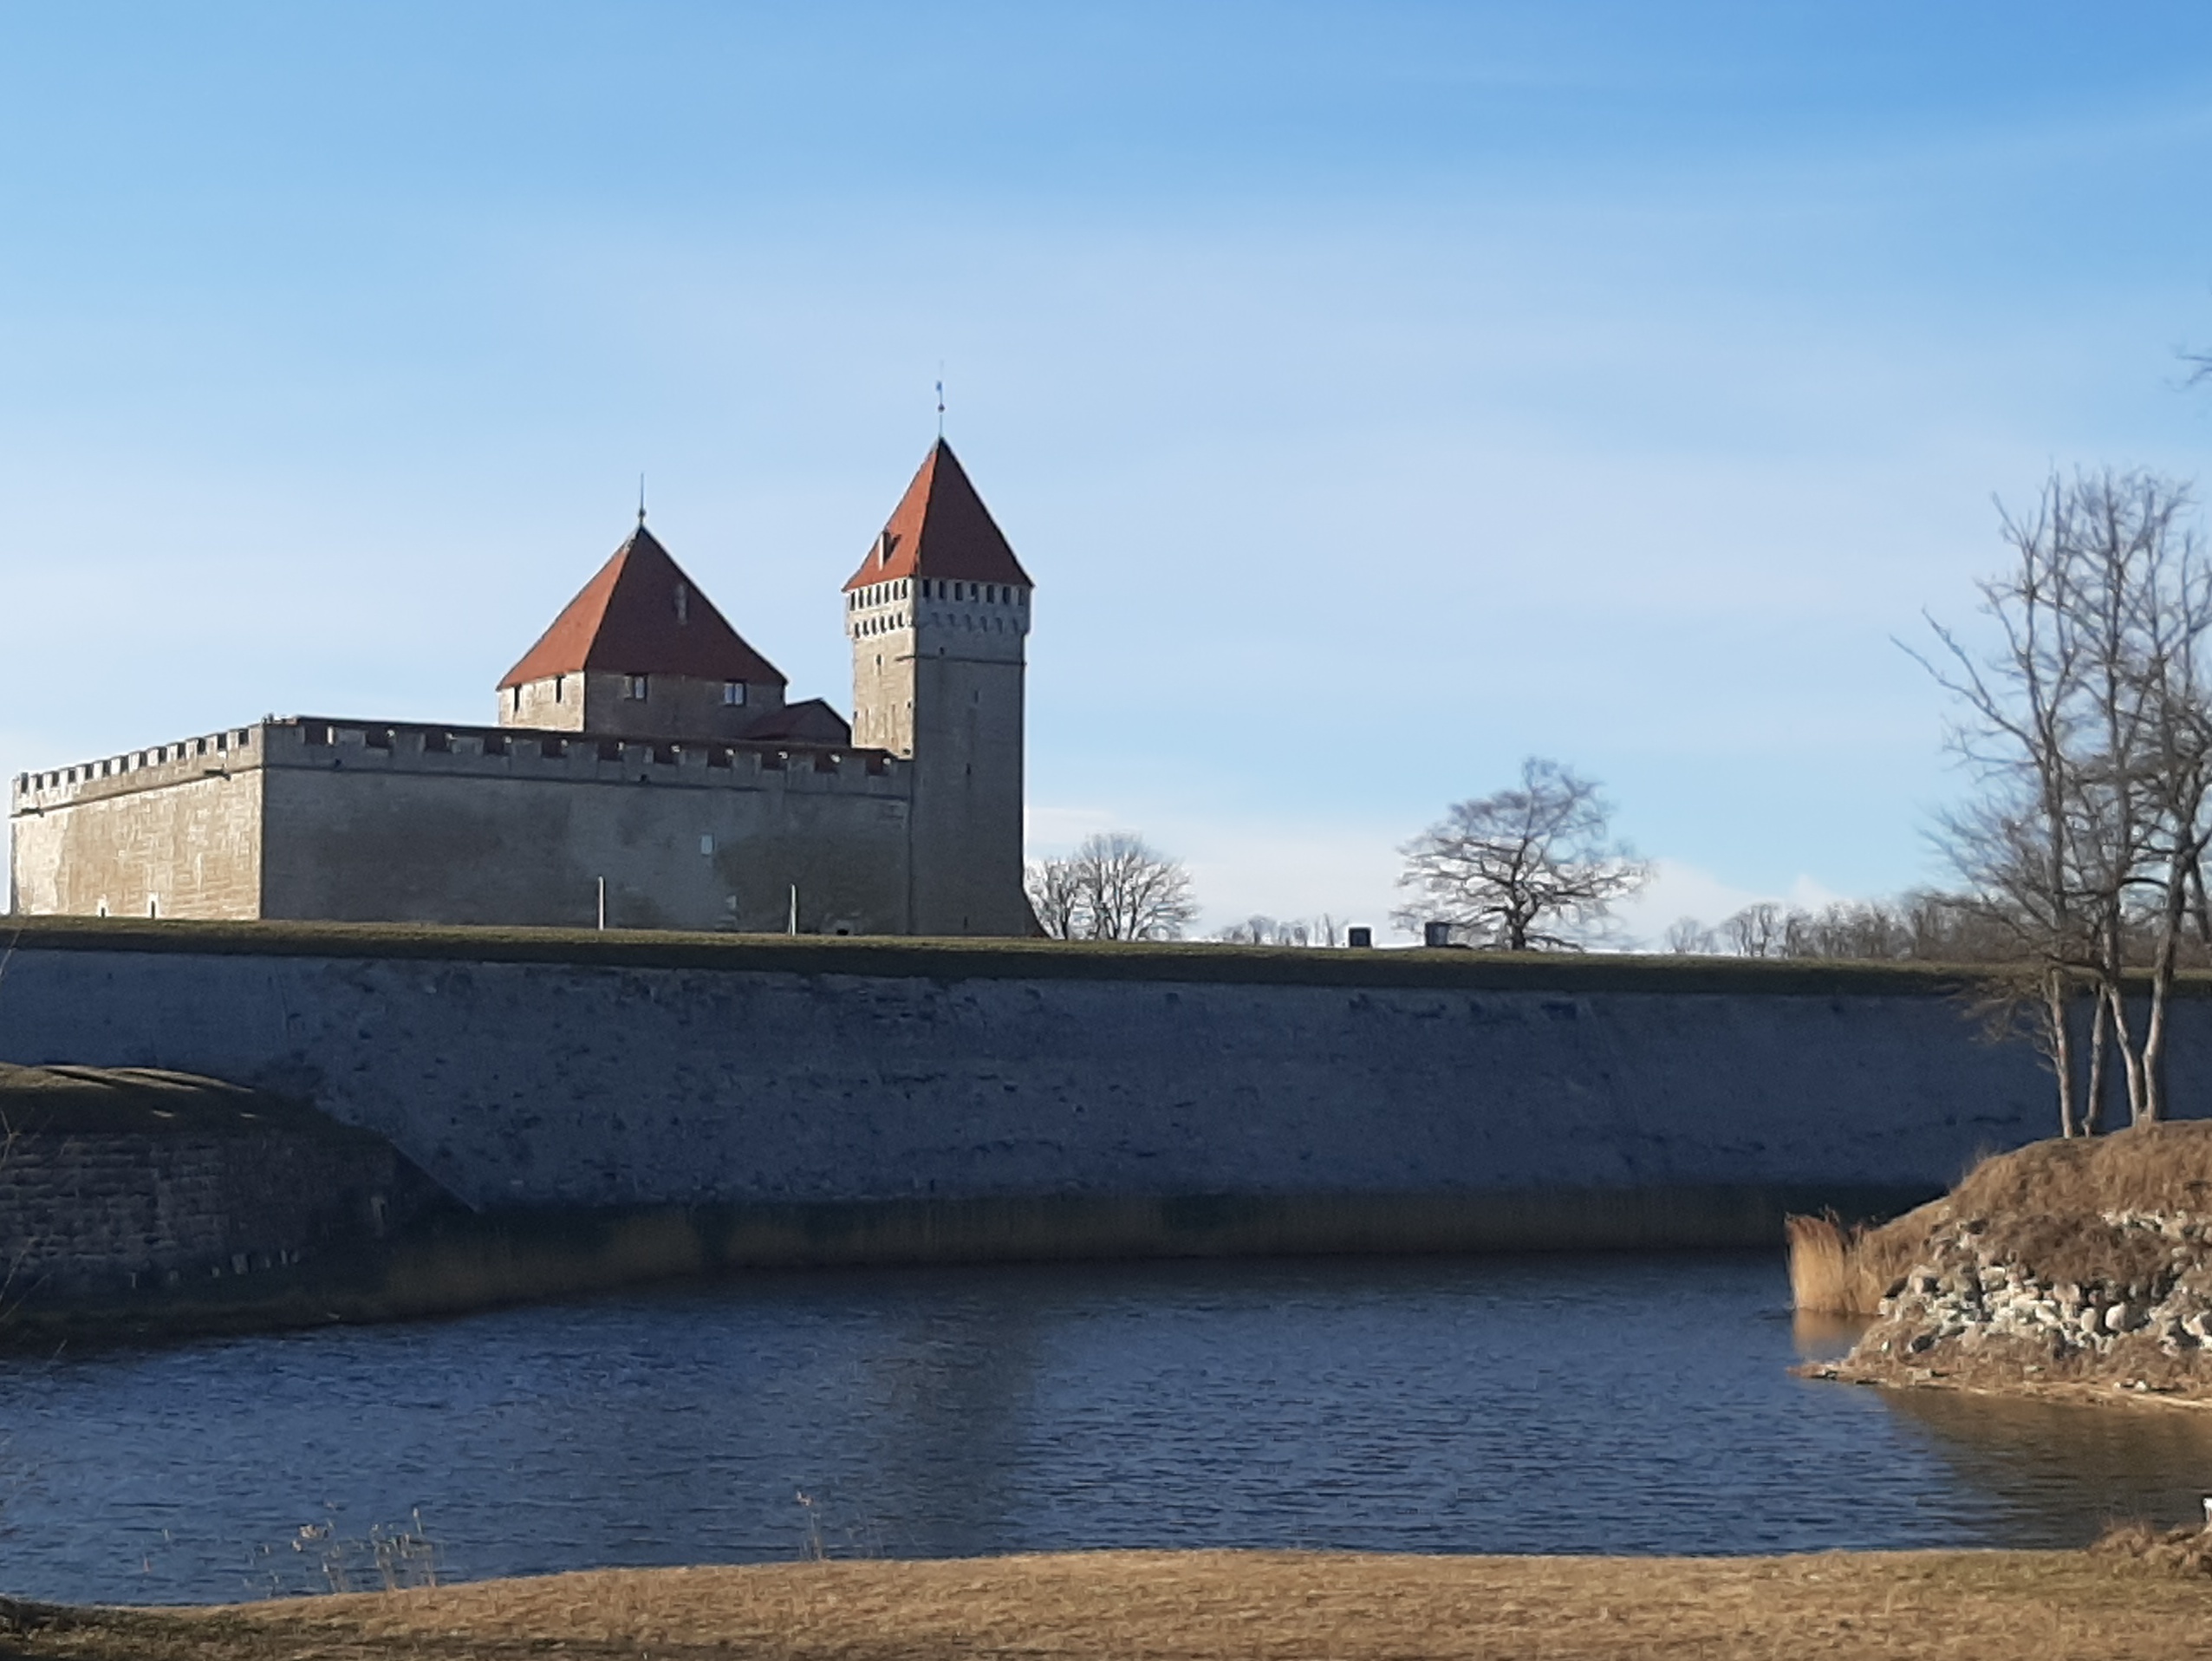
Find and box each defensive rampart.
[3,920,2198,1273]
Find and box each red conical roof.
[499,522,786,690]
[844,439,1033,592]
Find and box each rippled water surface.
[6,1252,2212,1604]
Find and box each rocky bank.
[1799,1122,2212,1401]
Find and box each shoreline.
[1798,1358,2212,1411]
[5,1547,2209,1660]
[6,1186,1900,1350]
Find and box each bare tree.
[1028,834,1199,941]
[1720,902,1784,958]
[1077,833,1199,940]
[1662,917,1715,954]
[1909,468,2210,1131]
[1393,759,1649,951]
[1025,856,1086,941]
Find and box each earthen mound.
[1794,1124,2212,1399]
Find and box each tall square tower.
[846,440,1033,935]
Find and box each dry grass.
[0,911,2048,997]
[5,1548,2212,1660]
[1786,1213,1925,1316]
[1788,1123,2212,1318]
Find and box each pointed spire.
[843,439,1031,593]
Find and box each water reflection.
[1883,1386,2212,1546]
[1789,1311,1873,1360]
[2,1252,2208,1605]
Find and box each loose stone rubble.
[1824,1209,2212,1397]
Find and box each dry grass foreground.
[5,1548,2212,1661]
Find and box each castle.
[7,440,1037,937]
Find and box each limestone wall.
[0,925,2189,1224]
[259,750,911,934]
[504,670,786,740]
[11,718,919,935]
[8,768,263,919]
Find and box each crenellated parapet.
[12,726,265,816]
[13,717,904,818]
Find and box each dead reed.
[1785,1212,1920,1316]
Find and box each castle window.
[673,583,690,624]
[722,681,746,707]
[555,674,565,703]
[625,674,649,700]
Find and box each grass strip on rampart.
[3,1547,2209,1660]
[0,913,2135,998]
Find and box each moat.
[5,1253,2211,1606]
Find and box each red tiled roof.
[843,439,1033,593]
[499,523,786,691]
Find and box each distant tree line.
[1215,915,1349,948]
[1662,895,2043,963]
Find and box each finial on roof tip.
[637,472,647,526]
[936,363,946,440]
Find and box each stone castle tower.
[845,440,1034,935]
[11,438,1036,937]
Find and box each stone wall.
[504,670,787,741]
[2,923,2196,1234]
[0,1064,439,1305]
[9,762,263,920]
[11,718,922,935]
[257,748,911,934]
[3,1131,413,1300]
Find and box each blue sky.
[3,3,2212,939]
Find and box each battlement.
[13,717,905,817]
[847,573,1030,653]
[11,726,264,816]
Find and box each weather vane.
[936,364,946,438]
